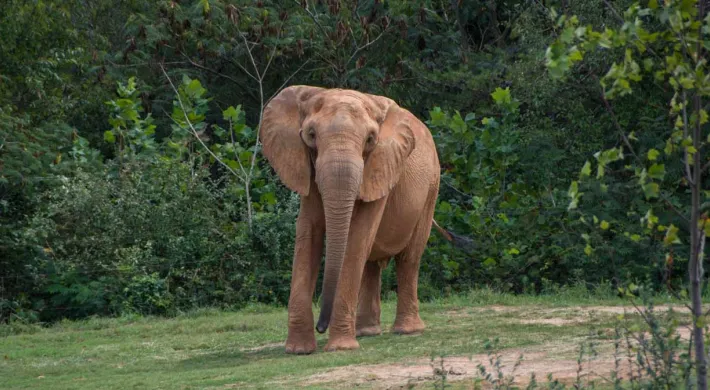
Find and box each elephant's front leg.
[285,187,325,355]
[324,200,386,352]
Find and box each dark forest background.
[0,0,690,323]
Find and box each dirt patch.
[301,344,632,389]
[518,318,582,326]
[449,304,698,326]
[241,342,283,353]
[301,304,698,389]
[567,304,696,315]
[446,304,688,317]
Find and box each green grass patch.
[0,289,684,389]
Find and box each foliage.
[0,0,702,327]
[423,87,609,295]
[1,77,295,321]
[467,295,699,389]
[546,0,710,387]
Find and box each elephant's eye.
[366,133,377,146]
[301,127,316,147]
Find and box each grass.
[0,288,687,389]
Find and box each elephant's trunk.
[315,153,363,334]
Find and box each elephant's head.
[260,86,415,333]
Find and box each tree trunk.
[692,3,707,390]
[692,96,708,390]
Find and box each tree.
[547,1,709,388]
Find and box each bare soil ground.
[300,304,696,389]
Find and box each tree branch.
[221,54,258,82]
[294,0,333,49]
[238,32,265,192]
[600,90,688,224]
[180,53,252,90]
[345,28,388,68]
[265,58,312,107]
[600,92,639,161]
[159,64,243,182]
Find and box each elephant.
[259,85,469,353]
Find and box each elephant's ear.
[260,85,324,196]
[359,103,416,202]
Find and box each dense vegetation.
[0,0,703,325]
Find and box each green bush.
[9,158,299,321]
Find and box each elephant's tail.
[431,219,475,253]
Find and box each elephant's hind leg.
[392,249,426,334]
[392,196,436,335]
[356,259,389,337]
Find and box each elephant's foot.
[393,315,426,335]
[324,336,360,352]
[356,325,382,337]
[285,333,317,355]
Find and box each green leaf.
[626,283,638,297]
[663,224,681,246]
[580,161,591,178]
[643,209,659,229]
[647,149,660,161]
[438,201,452,213]
[483,258,497,268]
[568,181,581,210]
[260,191,277,205]
[560,26,576,44]
[704,219,710,237]
[643,58,654,71]
[239,151,253,163]
[665,138,674,155]
[491,87,512,106]
[648,163,665,180]
[451,112,467,133]
[104,130,116,143]
[222,106,241,122]
[642,182,660,199]
[185,78,206,98]
[225,159,240,171]
[200,0,210,13]
[429,107,446,125]
[569,48,583,61]
[597,164,605,178]
[584,244,593,256]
